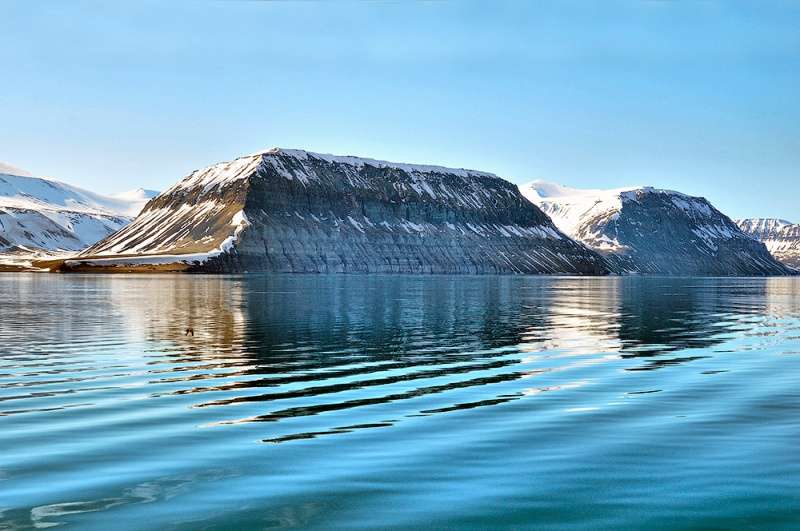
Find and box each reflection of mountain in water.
[615,278,740,370]
[615,278,800,369]
[241,275,550,356]
[104,275,248,352]
[6,278,800,528]
[518,278,623,356]
[76,275,800,442]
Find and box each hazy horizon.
[2,1,798,220]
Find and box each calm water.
[1,274,799,530]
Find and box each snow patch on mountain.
[66,212,249,270]
[168,148,502,196]
[736,218,793,237]
[520,180,640,237]
[253,147,498,179]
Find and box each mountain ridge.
[736,218,800,270]
[67,148,610,274]
[521,180,791,276]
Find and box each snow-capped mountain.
[520,181,791,276]
[736,218,800,270]
[0,163,153,258]
[66,148,610,274]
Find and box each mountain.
[520,181,792,276]
[0,163,153,261]
[60,148,610,274]
[736,218,800,270]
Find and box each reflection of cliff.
[763,277,800,317]
[239,275,552,360]
[519,277,623,356]
[88,275,800,443]
[0,275,132,351]
[103,274,762,370]
[104,275,247,354]
[8,274,797,453]
[92,274,800,397]
[98,275,797,376]
[178,276,563,438]
[614,278,779,369]
[515,277,797,371]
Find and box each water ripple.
[1,275,799,529]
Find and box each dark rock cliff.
[78,149,610,275]
[522,182,792,276]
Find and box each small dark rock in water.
[185,327,194,336]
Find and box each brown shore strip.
[0,264,36,272]
[31,257,192,274]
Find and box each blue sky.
[1,1,798,219]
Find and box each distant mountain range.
[0,162,157,263]
[520,181,790,276]
[736,218,800,270]
[2,149,795,276]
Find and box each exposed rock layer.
[736,218,800,270]
[78,149,610,275]
[521,181,792,276]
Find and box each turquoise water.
[1,274,799,529]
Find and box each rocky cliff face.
[521,181,792,276]
[75,148,610,275]
[736,218,800,270]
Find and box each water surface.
[1,274,799,529]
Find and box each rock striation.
[736,218,800,270]
[70,148,610,274]
[521,181,792,276]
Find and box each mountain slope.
[736,218,800,270]
[520,181,791,276]
[69,148,610,275]
[0,164,151,258]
